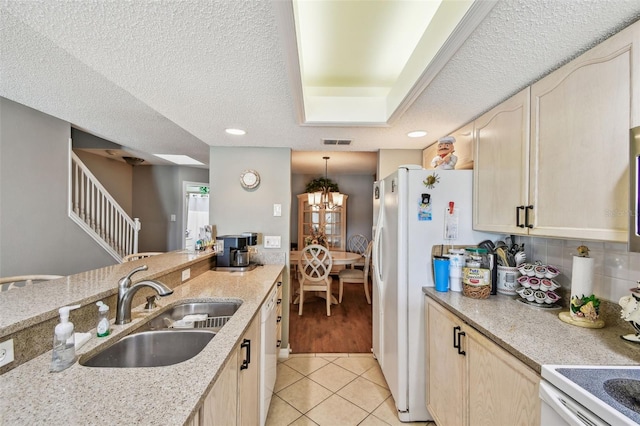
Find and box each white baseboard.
[278,344,291,360]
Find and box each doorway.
[183,181,210,250]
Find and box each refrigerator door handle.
[373,201,384,283]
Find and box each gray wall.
[133,165,209,252]
[0,97,115,276]
[209,146,291,241]
[291,173,375,249]
[209,146,291,348]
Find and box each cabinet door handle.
[453,326,461,349]
[277,315,282,323]
[516,206,525,228]
[525,205,534,228]
[457,331,466,356]
[240,338,251,370]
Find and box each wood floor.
[288,276,373,353]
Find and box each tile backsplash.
[516,236,640,304]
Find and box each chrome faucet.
[116,265,173,324]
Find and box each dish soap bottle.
[96,301,110,337]
[50,304,80,372]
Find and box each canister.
[448,249,466,292]
[462,247,491,299]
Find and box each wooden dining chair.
[347,234,369,254]
[122,252,164,262]
[347,234,369,269]
[0,275,64,292]
[338,241,372,304]
[298,244,334,316]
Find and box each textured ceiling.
[1,0,640,173]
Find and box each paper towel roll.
[571,255,594,298]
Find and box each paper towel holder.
[558,246,605,328]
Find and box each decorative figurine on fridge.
[430,136,458,170]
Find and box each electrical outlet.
[264,236,281,248]
[0,339,15,368]
[181,268,191,281]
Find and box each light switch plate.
[0,339,15,368]
[181,268,191,281]
[273,204,282,217]
[264,236,281,248]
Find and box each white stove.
[540,365,640,426]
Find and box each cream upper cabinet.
[297,193,348,250]
[528,23,638,241]
[473,20,640,240]
[474,88,531,234]
[425,297,540,426]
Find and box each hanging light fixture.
[308,156,344,209]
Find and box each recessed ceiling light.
[225,128,246,136]
[153,154,204,166]
[407,130,427,138]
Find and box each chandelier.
[308,156,344,209]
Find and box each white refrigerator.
[372,165,494,421]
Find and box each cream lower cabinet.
[238,312,261,426]
[202,350,239,426]
[425,297,540,426]
[200,312,261,426]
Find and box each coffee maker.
[216,235,252,268]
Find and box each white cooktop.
[542,365,640,425]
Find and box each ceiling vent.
[322,139,352,146]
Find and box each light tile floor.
[266,353,435,426]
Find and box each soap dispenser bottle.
[96,301,110,337]
[50,304,81,372]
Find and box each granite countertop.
[423,288,640,373]
[0,250,217,337]
[0,264,284,425]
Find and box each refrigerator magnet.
[419,193,432,221]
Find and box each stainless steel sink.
[80,300,242,368]
[80,330,216,368]
[144,301,242,330]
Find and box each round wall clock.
[240,169,260,189]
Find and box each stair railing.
[68,152,140,261]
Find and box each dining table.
[289,250,362,266]
[289,250,363,305]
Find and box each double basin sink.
[80,301,241,368]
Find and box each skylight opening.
[153,154,204,165]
